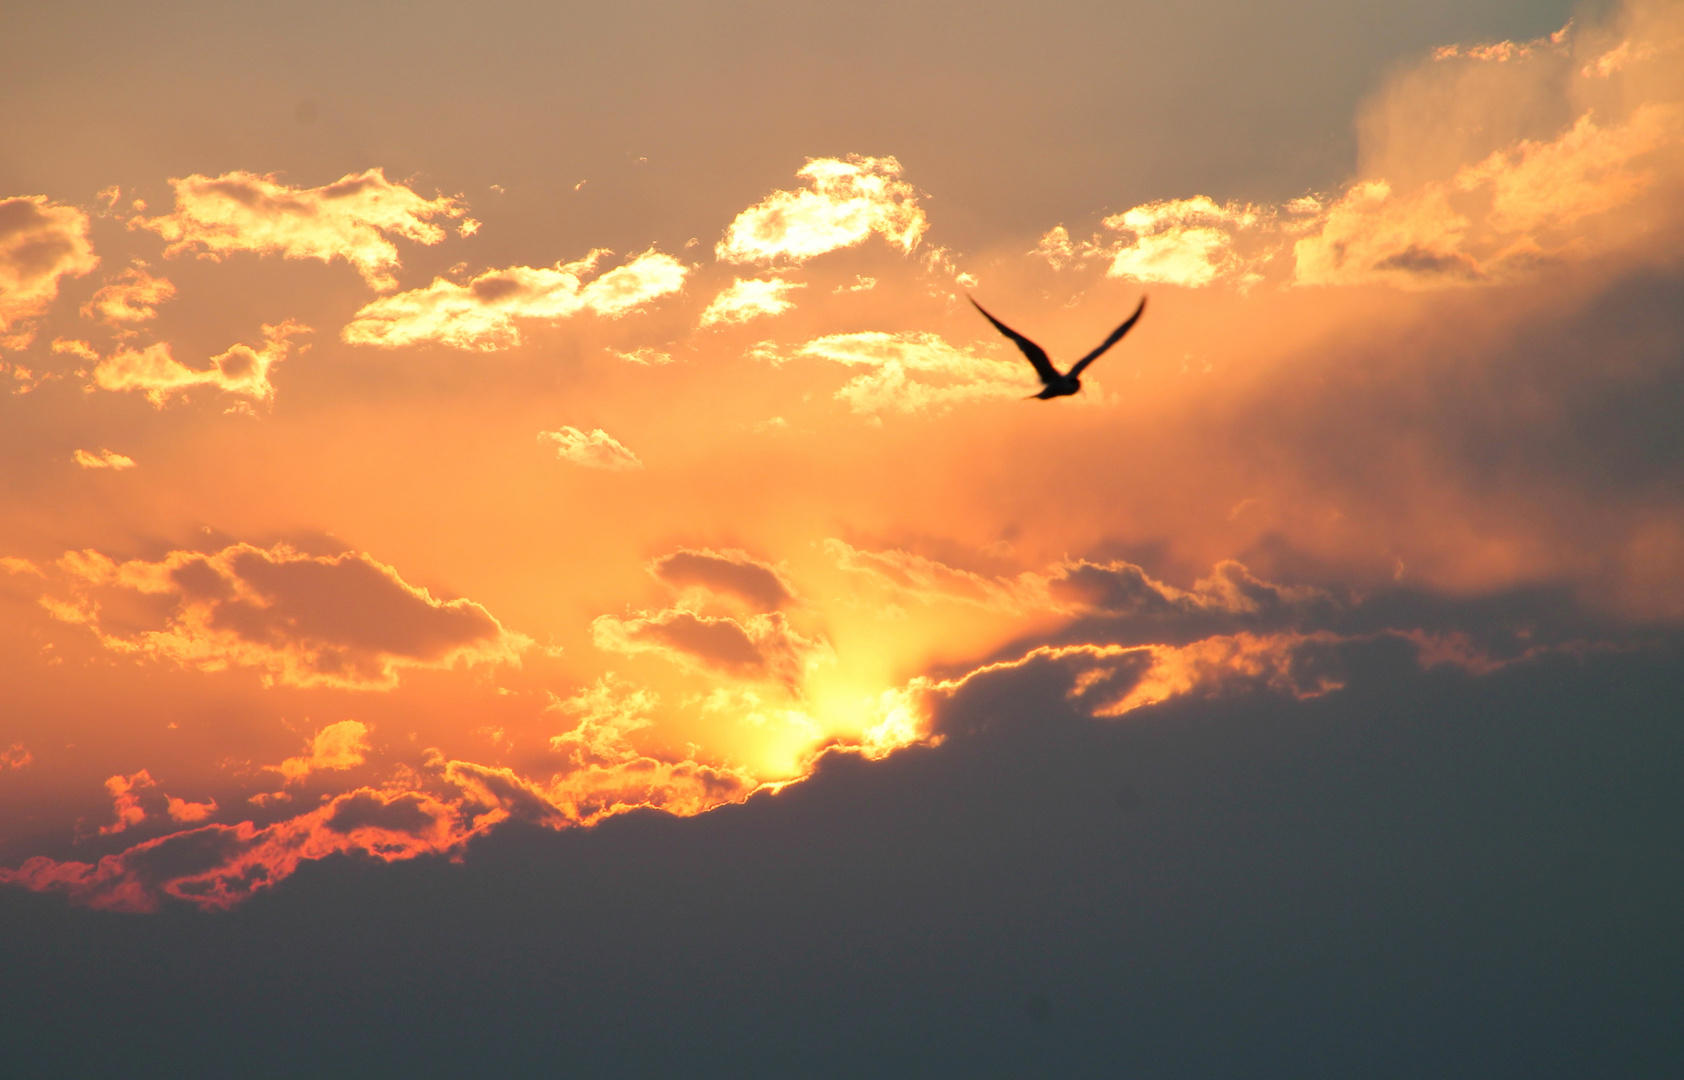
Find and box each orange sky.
[3,0,1683,911]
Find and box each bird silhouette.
[970,295,1146,399]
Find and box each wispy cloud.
[343,249,687,350]
[540,426,643,470]
[88,321,309,405]
[81,264,175,325]
[781,331,1032,414]
[72,448,137,470]
[698,276,805,327]
[133,168,464,290]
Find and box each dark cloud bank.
[3,619,1680,1077]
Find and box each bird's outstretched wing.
[1067,297,1147,378]
[970,297,1060,385]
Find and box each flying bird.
[970,295,1146,399]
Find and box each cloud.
[81,265,175,324]
[1,743,31,770]
[540,426,643,470]
[342,249,688,350]
[44,543,527,689]
[72,448,137,470]
[165,796,218,824]
[0,195,99,349]
[650,548,794,612]
[782,331,1032,414]
[1092,197,1265,288]
[716,156,927,264]
[132,168,465,290]
[88,320,310,405]
[826,539,1023,609]
[270,720,371,784]
[698,276,805,327]
[100,769,155,835]
[592,608,827,687]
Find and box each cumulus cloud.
[717,156,927,264]
[72,448,136,470]
[342,249,687,350]
[540,426,643,470]
[0,195,99,349]
[43,543,527,689]
[81,265,175,324]
[650,548,793,613]
[133,168,465,290]
[779,331,1033,414]
[592,608,827,688]
[88,320,309,405]
[698,276,805,327]
[269,720,371,784]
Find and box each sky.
[2,0,1683,1073]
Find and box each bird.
[970,295,1146,399]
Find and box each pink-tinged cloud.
[100,769,156,835]
[698,277,805,327]
[592,608,828,688]
[133,168,465,290]
[540,426,643,470]
[717,156,926,264]
[269,720,371,784]
[0,195,99,349]
[81,264,175,324]
[88,320,309,405]
[42,543,528,689]
[1,743,32,770]
[650,548,794,613]
[341,249,688,350]
[778,331,1033,414]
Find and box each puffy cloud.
[649,548,793,612]
[698,276,805,327]
[165,796,218,824]
[781,331,1033,415]
[592,608,827,688]
[43,543,527,690]
[0,195,99,349]
[717,156,926,264]
[540,426,643,470]
[81,265,175,324]
[88,320,309,405]
[72,448,136,470]
[132,168,465,291]
[270,720,371,784]
[1094,197,1264,288]
[100,770,155,835]
[342,249,688,350]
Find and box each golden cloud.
[89,320,309,405]
[540,426,643,470]
[269,720,371,784]
[717,155,926,264]
[100,769,155,835]
[783,331,1033,414]
[72,448,137,470]
[81,264,175,324]
[0,195,99,349]
[698,276,805,327]
[342,248,687,350]
[43,543,528,689]
[133,168,464,291]
[1095,197,1264,288]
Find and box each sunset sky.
[3,0,1683,1073]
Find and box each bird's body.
[970,295,1146,399]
